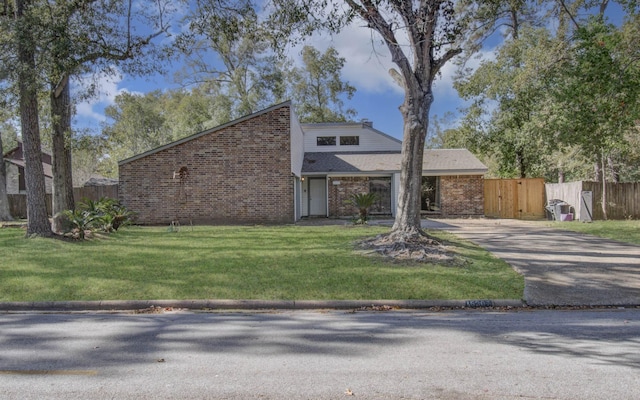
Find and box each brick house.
[3,141,54,195]
[118,102,487,224]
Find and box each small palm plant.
[60,198,135,239]
[62,209,98,240]
[348,192,378,224]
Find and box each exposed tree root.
[356,230,465,265]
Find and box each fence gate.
[484,178,545,219]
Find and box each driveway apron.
[424,219,640,306]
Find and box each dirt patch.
[355,233,465,265]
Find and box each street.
[1,309,639,399]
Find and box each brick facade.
[439,175,484,216]
[119,105,294,225]
[326,175,484,218]
[327,176,370,218]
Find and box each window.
[340,136,359,146]
[317,136,336,146]
[421,176,440,212]
[369,177,392,214]
[18,167,26,192]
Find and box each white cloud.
[287,23,403,95]
[71,68,141,128]
[292,20,497,101]
[432,48,495,101]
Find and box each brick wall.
[327,174,485,218]
[328,176,369,217]
[119,105,294,225]
[440,175,484,216]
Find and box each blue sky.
[73,1,627,141]
[73,17,482,142]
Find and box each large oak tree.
[268,0,495,239]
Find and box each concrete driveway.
[424,219,640,306]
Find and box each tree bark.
[601,152,608,220]
[0,135,13,221]
[15,0,52,237]
[391,87,432,237]
[516,148,526,178]
[606,155,619,183]
[51,77,75,232]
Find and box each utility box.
[545,199,573,221]
[580,191,593,222]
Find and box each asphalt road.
[1,309,639,399]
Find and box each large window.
[340,136,359,146]
[421,176,440,212]
[317,136,336,146]
[369,177,392,214]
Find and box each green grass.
[0,225,523,302]
[539,220,640,245]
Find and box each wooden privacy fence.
[484,178,546,220]
[7,185,119,219]
[546,181,640,220]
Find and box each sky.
[71,2,627,142]
[72,13,483,142]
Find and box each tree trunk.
[593,160,601,182]
[15,0,52,237]
[51,77,75,232]
[601,152,608,220]
[607,155,619,183]
[0,135,13,221]
[557,165,565,183]
[391,87,432,238]
[516,148,526,178]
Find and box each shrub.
[62,209,98,240]
[347,192,378,225]
[61,198,134,239]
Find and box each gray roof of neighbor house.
[302,149,488,176]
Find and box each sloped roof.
[3,141,53,178]
[302,149,487,176]
[119,101,292,165]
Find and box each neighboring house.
[3,141,54,194]
[118,102,487,225]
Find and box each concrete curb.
[0,299,526,312]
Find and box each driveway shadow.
[425,219,640,306]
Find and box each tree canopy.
[452,1,640,183]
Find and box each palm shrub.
[86,197,134,232]
[62,209,98,240]
[348,192,378,224]
[61,198,134,239]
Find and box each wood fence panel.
[484,178,545,219]
[73,185,118,203]
[483,179,501,218]
[8,194,27,219]
[7,194,52,219]
[7,185,118,219]
[583,181,640,220]
[518,178,546,219]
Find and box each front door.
[308,178,327,216]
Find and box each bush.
[347,192,378,225]
[61,198,134,239]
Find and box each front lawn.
[0,225,523,302]
[541,220,640,245]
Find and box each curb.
[0,299,525,312]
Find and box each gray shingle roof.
[302,149,487,175]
